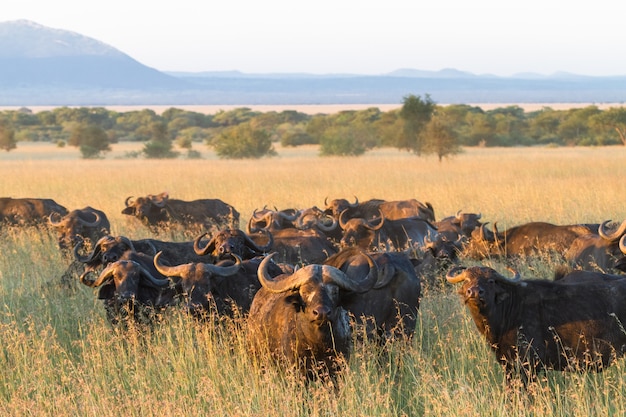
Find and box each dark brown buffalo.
[0,197,68,227]
[294,206,339,233]
[246,206,299,233]
[565,219,626,272]
[447,265,626,387]
[464,221,594,260]
[193,229,273,262]
[254,228,338,266]
[122,192,240,234]
[49,206,110,251]
[154,252,283,318]
[339,210,438,252]
[325,248,420,341]
[324,197,435,222]
[81,259,177,326]
[434,211,483,242]
[248,252,378,380]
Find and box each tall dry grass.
[0,143,625,416]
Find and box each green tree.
[590,107,626,145]
[67,123,111,158]
[422,112,462,161]
[0,119,16,152]
[319,125,369,156]
[143,122,178,159]
[211,122,276,159]
[558,106,601,145]
[398,94,436,155]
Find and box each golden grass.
[1,143,626,416]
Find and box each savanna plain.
[1,141,625,416]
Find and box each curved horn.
[350,196,359,207]
[117,236,136,252]
[619,234,626,255]
[81,260,118,288]
[153,251,190,279]
[257,252,313,293]
[599,219,626,241]
[124,196,134,207]
[245,229,273,253]
[133,261,172,288]
[322,251,378,293]
[48,211,65,227]
[339,209,351,229]
[194,232,216,256]
[316,215,338,232]
[77,211,101,228]
[446,266,468,284]
[365,210,385,231]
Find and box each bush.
[212,123,276,159]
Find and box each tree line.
[0,95,625,159]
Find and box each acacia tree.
[398,94,436,155]
[422,112,462,162]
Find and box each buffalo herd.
[3,193,626,387]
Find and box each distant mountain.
[0,20,190,90]
[0,20,625,106]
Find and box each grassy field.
[1,142,626,416]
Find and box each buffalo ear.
[121,207,135,215]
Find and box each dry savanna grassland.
[1,138,626,416]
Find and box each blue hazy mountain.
[1,20,625,106]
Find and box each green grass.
[1,143,626,415]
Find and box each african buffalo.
[193,229,273,262]
[325,248,421,341]
[324,197,435,223]
[464,221,594,260]
[154,252,282,318]
[246,206,299,233]
[339,210,438,252]
[0,197,68,227]
[248,252,378,380]
[257,228,339,266]
[565,219,626,272]
[447,265,626,387]
[49,206,110,251]
[122,192,239,234]
[81,259,177,326]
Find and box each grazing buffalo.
[0,197,68,227]
[122,192,239,234]
[248,252,378,380]
[81,259,177,326]
[325,248,421,341]
[464,221,594,260]
[324,197,435,222]
[154,252,284,318]
[565,219,626,272]
[447,265,626,387]
[49,206,110,251]
[339,210,438,252]
[193,229,273,262]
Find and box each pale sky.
[4,0,626,76]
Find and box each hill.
[1,20,625,106]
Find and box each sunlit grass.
[0,143,625,415]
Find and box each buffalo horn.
[599,219,626,241]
